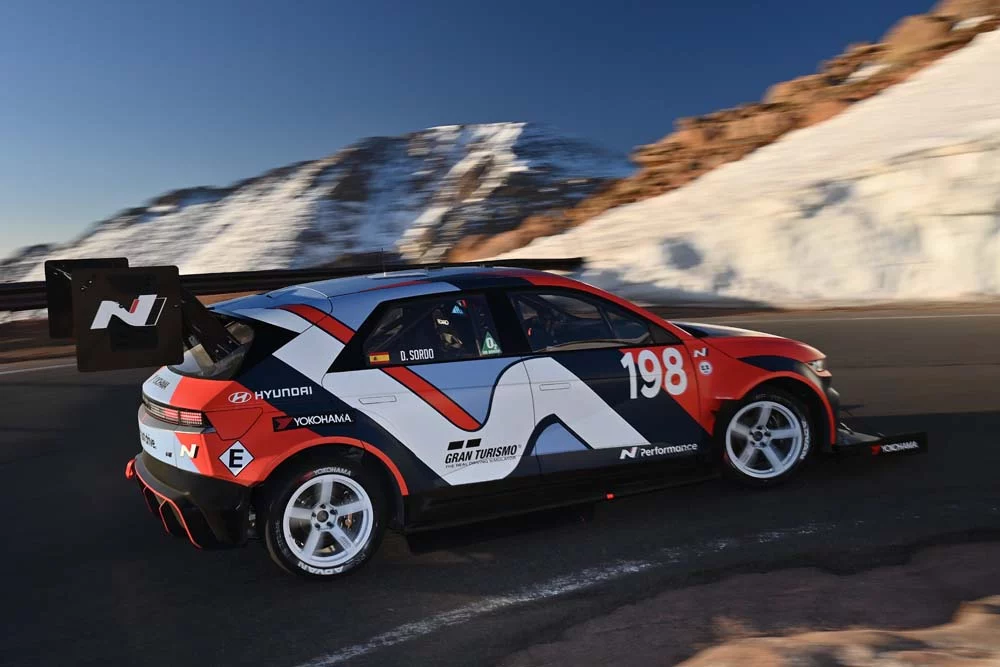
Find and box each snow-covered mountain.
[2,123,632,283]
[502,29,1000,306]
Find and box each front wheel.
[720,389,812,487]
[264,457,386,579]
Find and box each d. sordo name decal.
[619,443,699,460]
[444,439,520,468]
[273,413,353,431]
[229,387,313,404]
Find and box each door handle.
[359,395,397,405]
[538,382,571,391]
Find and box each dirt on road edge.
[500,541,1000,667]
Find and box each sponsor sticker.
[698,360,713,375]
[444,439,520,469]
[480,332,501,356]
[878,439,921,454]
[228,387,314,403]
[273,413,354,431]
[369,352,390,365]
[619,443,699,460]
[149,374,171,390]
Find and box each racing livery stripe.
[278,304,355,343]
[382,366,482,431]
[279,302,485,433]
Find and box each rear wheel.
[264,457,386,579]
[720,389,812,487]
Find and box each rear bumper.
[127,451,252,548]
[832,423,929,457]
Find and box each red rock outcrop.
[449,1,1000,261]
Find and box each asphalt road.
[2,305,999,667]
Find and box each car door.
[507,289,706,475]
[323,292,539,490]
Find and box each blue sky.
[0,0,928,259]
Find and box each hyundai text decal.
[273,413,353,431]
[228,387,314,404]
[619,443,699,460]
[90,294,167,329]
[444,439,520,468]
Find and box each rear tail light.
[143,396,207,428]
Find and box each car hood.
[671,321,824,364]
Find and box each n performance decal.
[619,443,699,460]
[273,413,354,431]
[90,294,167,329]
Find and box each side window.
[509,291,653,352]
[363,294,503,366]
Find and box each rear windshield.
[168,319,255,380]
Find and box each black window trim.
[503,286,681,354]
[329,289,525,372]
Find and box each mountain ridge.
[1,122,631,283]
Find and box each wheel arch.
[254,440,407,530]
[738,374,835,450]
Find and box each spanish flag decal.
[368,352,391,365]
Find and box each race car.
[47,261,927,578]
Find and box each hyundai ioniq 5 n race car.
[49,261,926,578]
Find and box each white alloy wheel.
[725,400,805,480]
[281,472,375,569]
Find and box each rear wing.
[45,259,240,372]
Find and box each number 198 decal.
[621,348,688,399]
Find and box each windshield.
[168,319,255,380]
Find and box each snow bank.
[502,30,1000,307]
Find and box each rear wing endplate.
[44,259,239,372]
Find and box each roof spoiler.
[44,259,240,372]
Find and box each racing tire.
[263,456,387,579]
[719,388,813,488]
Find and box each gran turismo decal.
[273,413,354,431]
[620,348,688,399]
[219,441,254,476]
[619,443,699,460]
[444,439,520,469]
[90,294,167,329]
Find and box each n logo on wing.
[90,294,167,330]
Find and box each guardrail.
[0,257,584,312]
